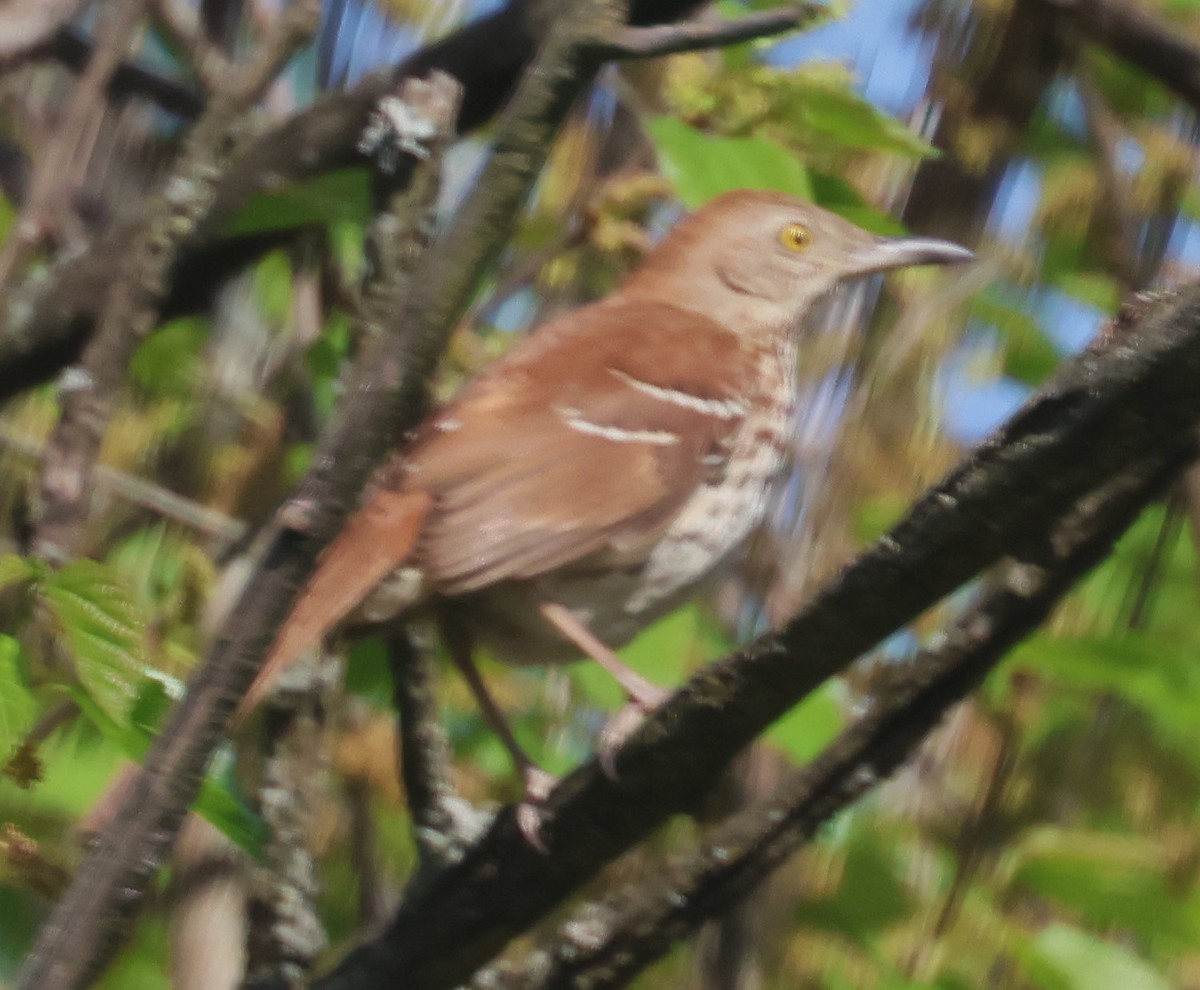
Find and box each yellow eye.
[778,222,812,252]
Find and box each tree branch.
[598,3,823,59]
[310,285,1200,990]
[1035,0,1200,114]
[16,3,623,984]
[467,454,1185,990]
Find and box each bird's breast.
[621,347,797,617]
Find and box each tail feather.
[237,489,432,720]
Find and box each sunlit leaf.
[1021,924,1169,990]
[0,553,38,592]
[0,634,36,743]
[221,168,371,237]
[41,560,153,726]
[788,72,936,158]
[647,117,814,208]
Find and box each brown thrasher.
[244,189,971,798]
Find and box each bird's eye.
[778,222,812,252]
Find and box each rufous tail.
[237,489,432,721]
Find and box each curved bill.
[849,235,974,275]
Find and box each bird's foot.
[598,683,671,779]
[514,764,558,853]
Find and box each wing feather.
[403,299,755,592]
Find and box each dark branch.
[599,4,823,59]
[15,3,619,984]
[469,455,1186,990]
[311,285,1200,990]
[49,25,205,117]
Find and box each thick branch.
[45,26,205,117]
[312,285,1200,990]
[16,6,622,988]
[470,455,1185,989]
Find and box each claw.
[597,685,670,779]
[515,765,558,853]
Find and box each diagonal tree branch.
[310,285,1200,990]
[16,4,627,988]
[467,453,1187,990]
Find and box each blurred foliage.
[1,0,1200,988]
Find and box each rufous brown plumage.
[243,190,971,785]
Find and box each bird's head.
[622,190,973,333]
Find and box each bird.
[243,189,972,802]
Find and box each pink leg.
[539,601,670,777]
[442,622,554,848]
[538,602,668,710]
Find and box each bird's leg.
[440,620,556,847]
[538,601,669,776]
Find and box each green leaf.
[796,826,912,937]
[791,78,936,158]
[41,560,153,725]
[128,676,176,735]
[647,117,814,208]
[0,552,39,592]
[767,679,844,763]
[0,634,37,744]
[1007,827,1199,946]
[221,167,371,237]
[1022,924,1169,990]
[130,317,207,397]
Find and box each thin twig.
[0,425,245,546]
[30,0,319,563]
[599,3,824,59]
[389,630,491,870]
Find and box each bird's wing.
[239,488,431,719]
[403,299,756,593]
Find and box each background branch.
[16,4,622,985]
[0,0,711,405]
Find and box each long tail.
[237,489,432,720]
